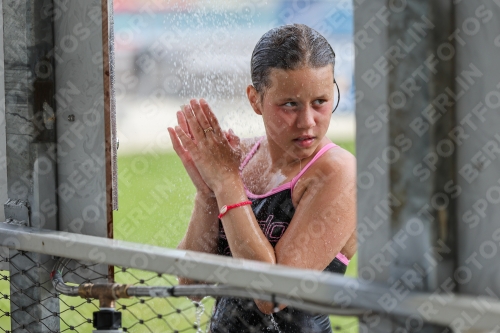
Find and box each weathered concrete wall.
[3,0,60,331]
[455,1,500,298]
[356,0,455,331]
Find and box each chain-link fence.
[0,251,357,333]
[58,261,214,333]
[0,250,58,333]
[0,257,9,332]
[0,252,358,333]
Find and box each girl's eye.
[283,101,297,107]
[313,99,327,105]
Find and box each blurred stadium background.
[112,0,356,154]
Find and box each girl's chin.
[268,136,322,158]
[288,144,318,160]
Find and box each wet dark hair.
[250,24,336,95]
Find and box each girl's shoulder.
[292,144,356,204]
[299,142,355,177]
[321,144,356,168]
[309,144,356,182]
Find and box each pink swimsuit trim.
[239,137,265,171]
[240,138,349,265]
[241,139,339,198]
[289,143,338,195]
[335,252,350,265]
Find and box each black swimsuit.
[210,140,350,333]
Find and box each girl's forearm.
[177,192,219,289]
[177,192,219,256]
[214,176,276,264]
[214,176,280,313]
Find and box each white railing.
[1,223,500,331]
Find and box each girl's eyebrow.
[276,94,331,103]
[275,96,298,102]
[313,92,328,97]
[315,95,330,100]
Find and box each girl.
[168,23,356,333]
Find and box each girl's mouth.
[293,136,316,148]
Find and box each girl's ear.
[246,85,262,115]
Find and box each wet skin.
[247,65,335,168]
[168,65,357,314]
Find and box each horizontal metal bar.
[52,255,364,316]
[128,285,365,316]
[1,223,500,330]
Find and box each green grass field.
[114,139,356,248]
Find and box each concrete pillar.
[454,1,500,299]
[2,0,59,331]
[356,0,456,331]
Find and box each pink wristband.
[218,201,252,219]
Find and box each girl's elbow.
[177,277,204,302]
[188,295,204,302]
[177,276,193,285]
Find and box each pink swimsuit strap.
[240,140,339,198]
[289,142,338,192]
[239,136,265,171]
[240,138,338,178]
[239,138,348,265]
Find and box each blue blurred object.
[113,0,355,113]
[273,0,353,35]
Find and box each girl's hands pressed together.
[168,107,212,196]
[168,99,243,194]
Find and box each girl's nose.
[297,106,316,129]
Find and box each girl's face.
[248,65,335,161]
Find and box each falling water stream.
[270,314,283,333]
[193,301,206,333]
